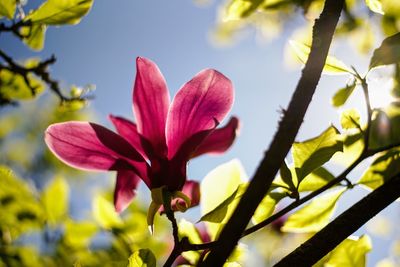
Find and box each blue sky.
[3,0,399,265]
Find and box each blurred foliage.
[0,0,93,106]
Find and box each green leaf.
[281,189,346,233]
[298,167,336,192]
[25,0,94,25]
[341,108,361,130]
[292,126,343,184]
[178,219,202,265]
[358,149,400,190]
[200,159,247,239]
[280,160,296,191]
[199,183,247,223]
[223,0,264,21]
[128,249,156,267]
[93,195,123,229]
[252,192,286,224]
[41,176,69,225]
[64,220,98,248]
[331,82,357,107]
[0,64,45,100]
[0,0,16,19]
[365,0,384,15]
[316,235,372,266]
[20,24,47,51]
[289,40,354,75]
[370,32,400,69]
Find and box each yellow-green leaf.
[289,40,354,75]
[366,0,384,14]
[128,249,156,267]
[358,149,400,190]
[93,195,123,229]
[0,0,16,19]
[252,192,285,224]
[331,82,357,107]
[298,167,336,192]
[25,0,94,25]
[370,32,400,69]
[20,24,47,51]
[64,219,98,248]
[179,219,202,265]
[0,68,45,100]
[200,159,247,239]
[317,235,372,266]
[280,160,296,191]
[223,0,264,21]
[281,189,346,233]
[41,176,69,225]
[292,126,343,183]
[341,108,361,130]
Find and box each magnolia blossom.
[45,57,239,229]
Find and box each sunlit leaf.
[128,249,156,267]
[179,219,202,264]
[317,235,372,266]
[41,176,69,225]
[252,192,286,224]
[0,0,16,19]
[281,188,346,233]
[331,82,357,107]
[370,32,400,69]
[0,68,45,100]
[223,0,263,21]
[365,0,384,14]
[376,259,397,267]
[280,160,296,191]
[26,0,94,25]
[64,219,98,248]
[341,108,361,130]
[200,159,247,238]
[93,195,123,229]
[289,40,354,75]
[20,24,47,51]
[358,149,400,190]
[297,167,336,192]
[199,183,247,223]
[292,126,343,184]
[332,132,364,166]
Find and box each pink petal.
[114,169,141,213]
[45,122,149,181]
[109,115,148,159]
[133,57,170,156]
[192,117,239,158]
[180,180,201,208]
[166,69,234,159]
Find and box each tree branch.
[199,0,345,265]
[274,173,400,267]
[0,49,90,106]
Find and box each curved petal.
[166,69,234,159]
[45,122,149,181]
[114,169,141,213]
[180,180,201,208]
[109,115,149,160]
[191,116,240,158]
[133,57,170,156]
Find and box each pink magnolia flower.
[45,57,239,228]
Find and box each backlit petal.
[133,57,170,156]
[166,69,234,159]
[192,116,239,158]
[109,115,148,159]
[45,122,149,179]
[114,169,141,213]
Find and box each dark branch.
[200,0,345,265]
[274,173,400,267]
[0,49,89,106]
